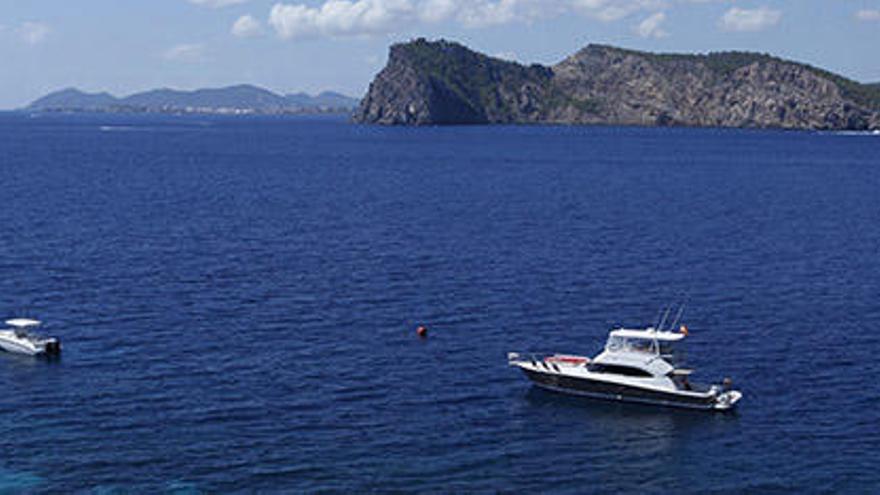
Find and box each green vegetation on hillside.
[398,39,552,120]
[360,38,879,128]
[595,45,880,110]
[401,39,880,114]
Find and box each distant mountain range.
[28,85,359,115]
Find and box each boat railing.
[507,352,591,368]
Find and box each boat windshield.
[606,336,683,362]
[606,336,657,354]
[12,327,44,341]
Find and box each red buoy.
[416,325,428,338]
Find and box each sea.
[0,113,878,493]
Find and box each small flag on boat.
[680,325,689,335]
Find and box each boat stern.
[43,338,62,356]
[713,390,743,410]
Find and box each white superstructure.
[509,324,742,411]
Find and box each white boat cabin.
[592,327,690,378]
[6,318,42,338]
[605,327,685,356]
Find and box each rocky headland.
[356,39,880,130]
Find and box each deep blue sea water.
[0,113,879,493]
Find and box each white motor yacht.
[0,319,61,356]
[508,322,742,411]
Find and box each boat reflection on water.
[519,386,740,489]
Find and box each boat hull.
[520,368,724,410]
[0,338,40,356]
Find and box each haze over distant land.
[27,85,359,115]
[356,39,880,130]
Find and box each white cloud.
[267,0,580,38]
[856,9,880,22]
[636,11,667,38]
[572,0,667,23]
[18,22,50,45]
[418,0,563,27]
[189,0,248,7]
[420,0,458,23]
[456,0,522,27]
[719,6,781,32]
[164,43,206,62]
[264,0,706,39]
[269,0,416,39]
[232,14,263,37]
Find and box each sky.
[1,0,879,109]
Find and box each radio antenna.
[657,305,672,332]
[669,303,686,331]
[652,306,666,330]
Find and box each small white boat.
[0,319,62,356]
[508,317,742,411]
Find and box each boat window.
[627,338,655,353]
[588,363,653,378]
[606,336,625,352]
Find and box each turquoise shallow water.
[0,467,43,492]
[0,113,879,493]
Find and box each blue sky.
[1,0,879,109]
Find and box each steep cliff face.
[356,39,553,125]
[355,39,880,130]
